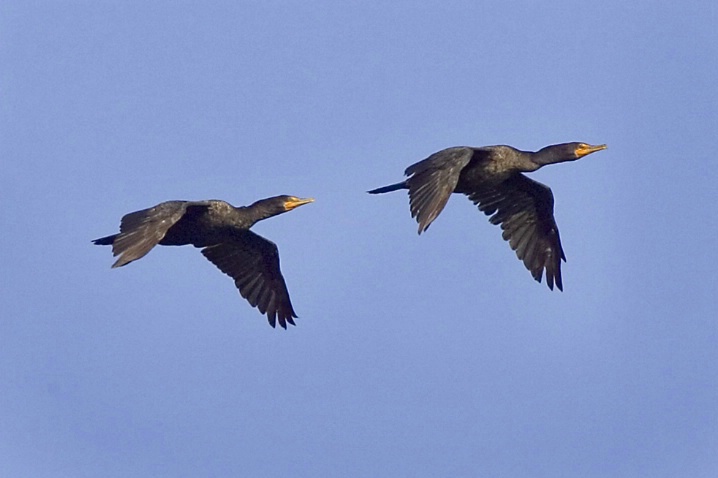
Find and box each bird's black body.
[368,142,607,291]
[93,195,314,328]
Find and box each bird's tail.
[92,234,117,245]
[367,181,408,194]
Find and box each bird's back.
[448,146,527,193]
[159,200,240,246]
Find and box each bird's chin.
[285,197,315,211]
[576,144,607,158]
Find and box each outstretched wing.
[201,231,297,329]
[103,201,209,268]
[405,147,474,233]
[468,174,566,291]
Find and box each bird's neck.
[505,148,542,172]
[531,146,575,168]
[240,200,285,225]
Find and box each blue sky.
[1,1,716,477]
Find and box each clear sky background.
[1,1,716,477]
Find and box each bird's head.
[256,195,314,213]
[280,196,315,211]
[534,142,607,166]
[247,195,315,222]
[573,143,608,159]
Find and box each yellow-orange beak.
[575,143,608,158]
[284,197,315,211]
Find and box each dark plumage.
[368,142,607,290]
[93,195,314,328]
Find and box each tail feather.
[367,181,408,194]
[92,234,117,246]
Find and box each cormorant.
[368,142,607,290]
[93,195,314,328]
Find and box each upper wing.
[201,231,298,329]
[405,147,474,234]
[467,174,566,291]
[108,201,208,268]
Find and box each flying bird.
[93,195,314,328]
[368,142,607,290]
